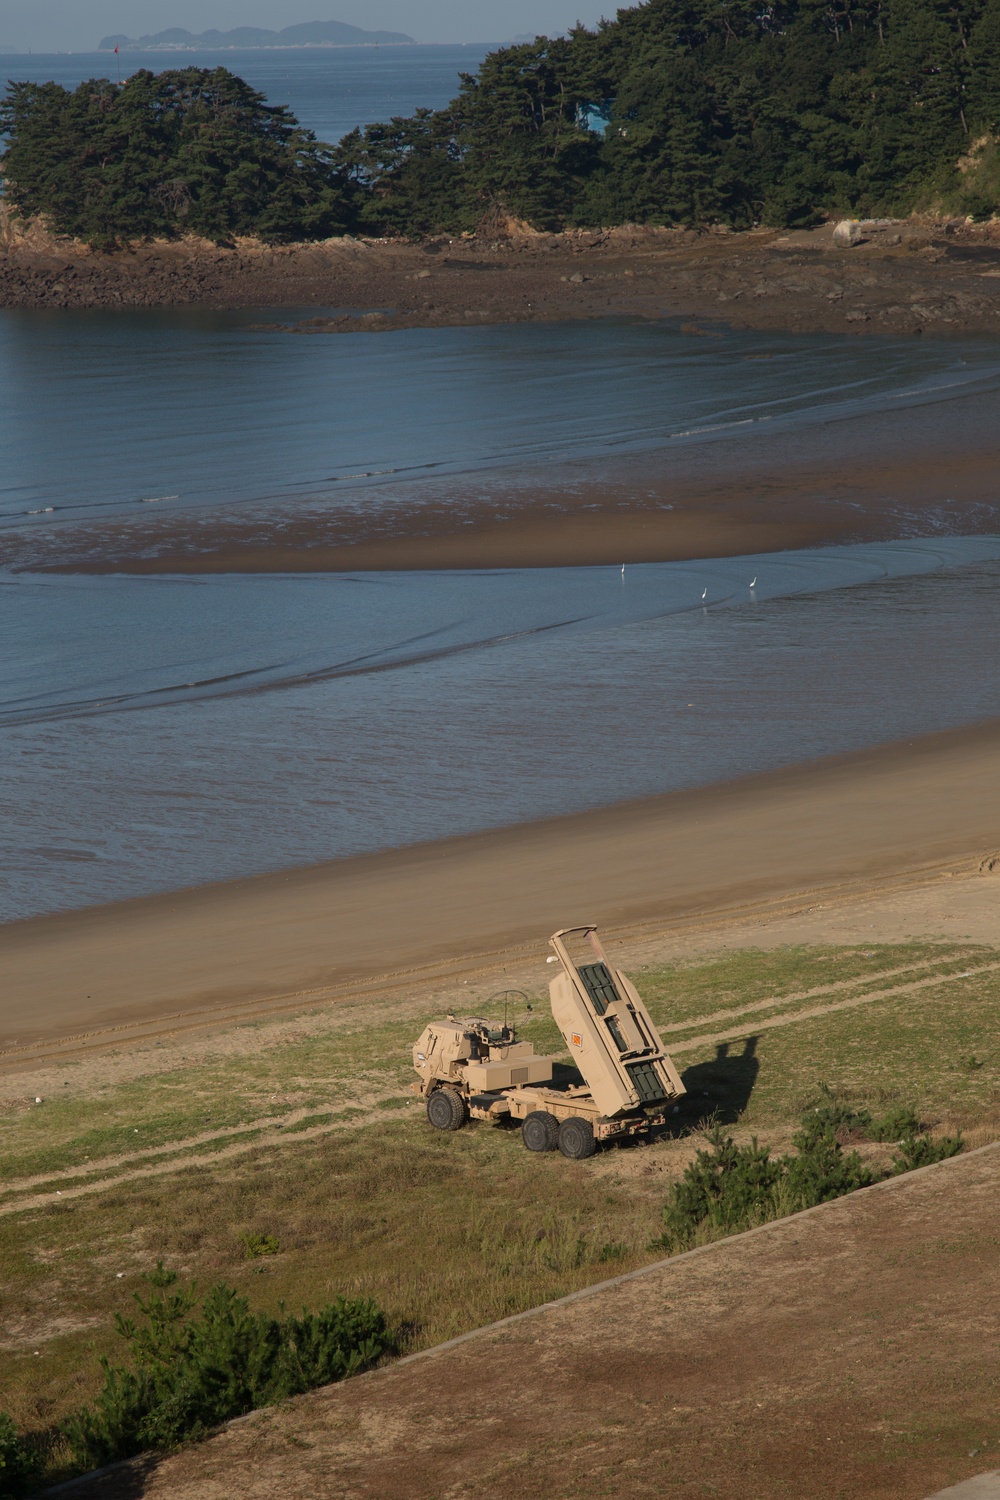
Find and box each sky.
[0,2,607,52]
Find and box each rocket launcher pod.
[547,925,684,1117]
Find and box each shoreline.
[27,385,1000,574]
[4,713,1000,1053]
[5,213,1000,577]
[4,218,1000,341]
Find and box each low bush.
[239,1231,281,1259]
[656,1113,878,1251]
[659,1131,785,1248]
[868,1107,922,1143]
[800,1099,873,1141]
[892,1131,964,1173]
[62,1264,393,1471]
[785,1118,875,1206]
[0,1414,38,1500]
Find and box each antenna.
[485,988,531,1037]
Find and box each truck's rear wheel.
[558,1117,596,1159]
[522,1110,560,1152]
[426,1088,466,1132]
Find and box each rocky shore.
[3,213,1000,338]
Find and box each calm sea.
[4,536,1000,921]
[0,44,490,144]
[3,314,999,549]
[2,48,1000,921]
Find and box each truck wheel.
[426,1088,466,1132]
[558,1117,596,1160]
[522,1111,560,1152]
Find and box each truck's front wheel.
[558,1117,596,1159]
[521,1110,560,1152]
[426,1088,466,1131]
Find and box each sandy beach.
[4,714,1000,1057]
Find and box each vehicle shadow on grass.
[552,1039,761,1150]
[679,1036,761,1127]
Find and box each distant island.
[97,21,415,50]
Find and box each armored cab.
[547,926,684,1116]
[413,1017,554,1096]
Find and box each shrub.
[785,1121,875,1208]
[656,1129,784,1249]
[0,1414,38,1500]
[892,1132,964,1173]
[657,1112,877,1250]
[868,1106,922,1143]
[62,1264,393,1470]
[798,1098,873,1143]
[239,1231,280,1259]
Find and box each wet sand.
[32,384,1000,574]
[4,715,1000,1053]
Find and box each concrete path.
[926,1477,1000,1500]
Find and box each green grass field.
[1,940,997,1450]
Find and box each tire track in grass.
[1,1104,352,1194]
[670,958,1000,1056]
[0,1098,419,1212]
[4,953,997,1218]
[659,950,982,1036]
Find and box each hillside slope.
[63,1144,1000,1500]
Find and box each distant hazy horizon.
[0,2,607,55]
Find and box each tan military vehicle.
[412,926,685,1159]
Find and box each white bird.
[749,576,757,589]
[701,587,708,601]
[621,563,625,580]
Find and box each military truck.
[412,926,685,1159]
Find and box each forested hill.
[336,0,1000,233]
[3,0,1000,248]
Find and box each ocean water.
[3,538,1000,921]
[0,45,491,145]
[2,53,1000,926]
[2,312,1000,551]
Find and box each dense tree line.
[3,0,1000,246]
[337,0,1000,233]
[0,67,352,245]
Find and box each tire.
[521,1110,560,1152]
[558,1116,596,1160]
[426,1088,466,1132]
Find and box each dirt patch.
[63,1144,1000,1500]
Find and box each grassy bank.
[1,940,997,1464]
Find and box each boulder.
[832,219,866,247]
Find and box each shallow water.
[3,312,1000,553]
[3,537,1000,922]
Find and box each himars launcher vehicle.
[412,926,685,1159]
